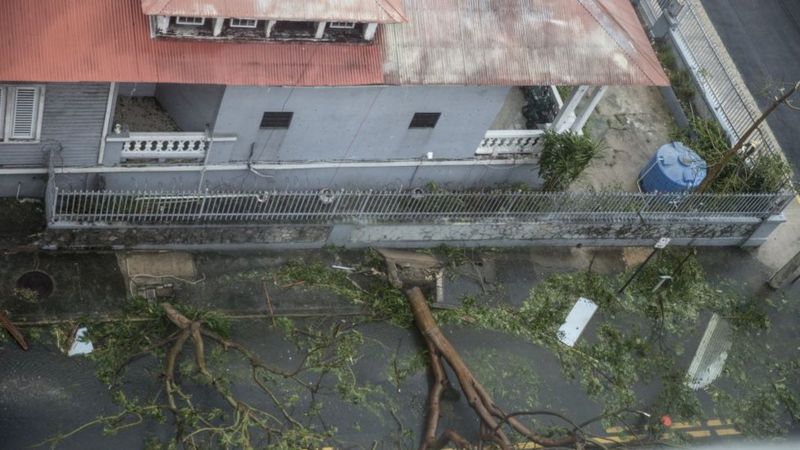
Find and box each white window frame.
[175,16,206,26]
[329,22,357,29]
[230,18,258,28]
[1,85,45,143]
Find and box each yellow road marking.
[671,421,701,430]
[716,428,741,436]
[598,435,636,444]
[687,430,712,438]
[442,417,738,450]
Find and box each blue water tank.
[639,142,707,193]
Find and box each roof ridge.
[375,0,408,23]
[575,0,667,85]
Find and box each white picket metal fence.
[47,187,792,227]
[638,0,783,157]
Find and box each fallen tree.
[38,300,365,449]
[406,285,645,450]
[39,252,668,449]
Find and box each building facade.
[0,0,668,198]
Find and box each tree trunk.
[406,287,578,448]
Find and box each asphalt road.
[701,0,800,173]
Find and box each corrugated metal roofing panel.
[141,0,408,23]
[381,0,670,86]
[0,0,384,86]
[1,0,667,87]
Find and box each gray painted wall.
[118,83,156,97]
[0,83,109,167]
[214,86,510,163]
[55,164,540,192]
[155,84,225,132]
[42,217,782,251]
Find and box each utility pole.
[768,249,800,289]
[618,237,671,294]
[698,81,799,192]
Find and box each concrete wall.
[0,174,48,198]
[0,83,109,168]
[214,86,510,163]
[155,84,225,132]
[117,83,156,97]
[55,163,541,192]
[42,217,783,251]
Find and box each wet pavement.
[701,0,800,175]
[0,246,797,448]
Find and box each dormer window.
[230,18,258,29]
[151,15,379,42]
[329,22,357,29]
[175,16,206,26]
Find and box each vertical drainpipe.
[315,22,327,39]
[570,86,608,134]
[97,82,118,165]
[265,20,276,37]
[364,23,378,41]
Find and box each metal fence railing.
[48,188,793,227]
[638,0,783,158]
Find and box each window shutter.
[11,87,39,140]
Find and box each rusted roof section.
[141,0,408,23]
[0,0,384,86]
[381,0,670,86]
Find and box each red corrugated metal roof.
[0,0,667,87]
[141,0,408,23]
[382,0,669,86]
[0,0,384,86]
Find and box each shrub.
[673,117,792,193]
[538,130,603,191]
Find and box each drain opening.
[16,270,55,301]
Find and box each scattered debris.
[68,327,94,356]
[377,248,444,303]
[0,311,28,350]
[686,313,732,390]
[557,297,598,347]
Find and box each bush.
[538,130,603,191]
[673,117,792,193]
[655,39,696,111]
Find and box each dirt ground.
[571,86,676,192]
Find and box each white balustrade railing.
[476,130,544,157]
[113,132,210,160]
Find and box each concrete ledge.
[40,217,771,251]
[42,224,331,251]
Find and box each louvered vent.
[11,87,39,140]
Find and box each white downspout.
[97,82,117,165]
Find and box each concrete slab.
[490,87,527,130]
[574,86,675,192]
[756,199,800,272]
[119,252,198,290]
